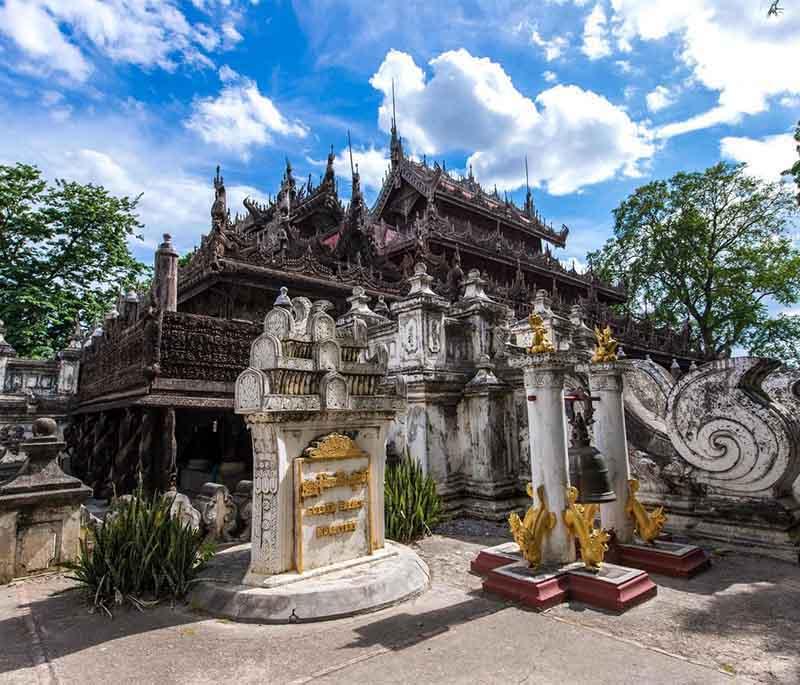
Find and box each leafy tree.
[587,162,800,362]
[786,120,800,206]
[0,164,149,358]
[743,315,800,367]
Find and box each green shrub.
[65,484,214,616]
[385,453,443,543]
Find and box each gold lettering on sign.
[304,498,364,517]
[316,520,358,538]
[300,469,368,500]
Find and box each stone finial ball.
[32,417,58,437]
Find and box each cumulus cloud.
[582,3,611,60]
[185,70,308,158]
[645,85,675,113]
[0,0,251,82]
[370,48,654,195]
[608,0,800,136]
[335,146,390,194]
[543,71,558,83]
[0,105,264,257]
[720,133,798,182]
[530,28,569,61]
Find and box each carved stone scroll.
[666,358,800,496]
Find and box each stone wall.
[0,321,81,485]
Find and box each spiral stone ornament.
[665,358,800,496]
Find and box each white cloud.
[185,72,308,158]
[0,105,265,256]
[0,0,91,81]
[371,49,654,195]
[582,3,611,60]
[720,133,798,182]
[0,0,251,83]
[543,70,558,83]
[645,85,675,113]
[530,28,569,61]
[335,146,390,194]
[609,0,800,136]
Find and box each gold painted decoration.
[508,483,557,569]
[304,433,367,460]
[592,325,618,363]
[527,313,555,354]
[624,479,667,544]
[563,486,610,572]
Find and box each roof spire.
[323,144,335,187]
[347,130,354,176]
[524,155,533,217]
[389,79,404,169]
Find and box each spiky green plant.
[385,452,443,543]
[64,483,214,616]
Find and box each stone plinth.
[612,540,711,578]
[0,418,91,583]
[243,413,396,583]
[234,290,405,595]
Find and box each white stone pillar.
[589,363,633,543]
[522,356,576,564]
[246,418,293,577]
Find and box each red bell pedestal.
[470,542,523,575]
[482,561,570,611]
[613,540,711,578]
[566,563,657,613]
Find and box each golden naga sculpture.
[527,313,555,354]
[508,483,557,569]
[624,479,667,544]
[591,325,618,363]
[563,486,610,572]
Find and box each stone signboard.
[293,434,373,573]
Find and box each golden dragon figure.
[527,313,555,354]
[563,486,610,571]
[508,483,557,569]
[591,325,618,363]
[624,479,667,544]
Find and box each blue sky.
[0,0,798,274]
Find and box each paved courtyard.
[1,523,798,685]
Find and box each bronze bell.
[568,444,617,504]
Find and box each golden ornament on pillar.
[624,479,667,543]
[563,486,610,571]
[527,313,555,354]
[591,325,618,363]
[508,483,557,569]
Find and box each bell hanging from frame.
[568,444,617,504]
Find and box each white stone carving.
[316,339,341,371]
[666,357,800,496]
[235,368,263,411]
[264,308,292,339]
[321,372,348,409]
[428,318,441,353]
[250,333,281,369]
[311,312,336,342]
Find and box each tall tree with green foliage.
[0,163,149,358]
[786,120,800,206]
[587,162,800,363]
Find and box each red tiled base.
[567,563,657,613]
[483,562,569,611]
[470,542,523,576]
[616,541,711,578]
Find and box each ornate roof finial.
[390,78,404,169]
[324,144,336,186]
[524,155,533,216]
